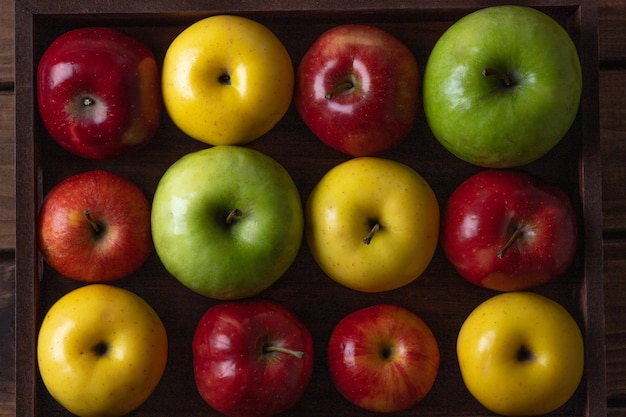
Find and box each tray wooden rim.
[14,1,604,416]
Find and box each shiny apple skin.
[423,6,582,168]
[161,15,294,146]
[305,157,439,293]
[37,284,168,417]
[38,170,152,282]
[295,24,419,156]
[457,291,584,416]
[37,27,161,159]
[441,169,577,291]
[327,304,440,413]
[192,299,314,417]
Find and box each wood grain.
[599,0,626,62]
[605,240,626,402]
[0,254,15,417]
[0,0,15,252]
[0,0,13,87]
[0,92,15,251]
[600,70,626,234]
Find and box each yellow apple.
[161,15,294,145]
[457,291,584,416]
[305,157,439,292]
[37,284,168,417]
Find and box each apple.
[457,291,584,416]
[422,5,582,167]
[295,24,419,156]
[151,145,303,300]
[37,27,161,160]
[441,169,577,291]
[328,304,439,413]
[37,284,168,417]
[38,170,153,282]
[162,15,294,146]
[305,157,439,292]
[193,299,313,417]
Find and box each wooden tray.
[14,1,604,415]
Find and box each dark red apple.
[295,24,419,156]
[327,304,440,413]
[37,27,161,159]
[441,169,578,291]
[192,299,314,417]
[38,170,152,282]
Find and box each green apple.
[37,284,168,417]
[161,15,294,146]
[151,145,303,300]
[457,291,584,416]
[423,6,582,168]
[305,157,439,293]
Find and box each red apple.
[327,304,440,413]
[192,299,314,417]
[38,170,152,282]
[37,27,161,159]
[441,169,578,291]
[295,24,419,156]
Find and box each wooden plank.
[600,70,626,233]
[0,0,15,253]
[605,240,626,403]
[599,0,626,62]
[0,0,14,86]
[0,254,15,417]
[0,92,14,252]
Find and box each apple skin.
[37,27,161,160]
[37,284,168,417]
[151,145,303,300]
[328,304,440,413]
[422,6,582,167]
[192,299,314,417]
[441,169,577,291]
[295,24,419,156]
[305,157,439,292]
[38,170,153,282]
[162,15,294,146]
[457,291,584,416]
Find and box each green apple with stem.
[423,5,582,168]
[151,145,303,300]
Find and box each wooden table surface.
[1,1,625,416]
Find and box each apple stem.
[225,208,243,225]
[497,228,523,259]
[482,68,512,86]
[325,81,354,99]
[263,345,305,359]
[218,73,231,86]
[83,210,100,233]
[362,223,380,245]
[82,97,95,107]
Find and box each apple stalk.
[497,228,523,259]
[482,67,512,86]
[263,344,305,359]
[225,208,243,224]
[83,210,101,234]
[325,80,354,99]
[362,223,380,245]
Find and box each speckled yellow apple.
[457,291,584,416]
[37,284,168,417]
[161,15,294,145]
[305,157,439,292]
